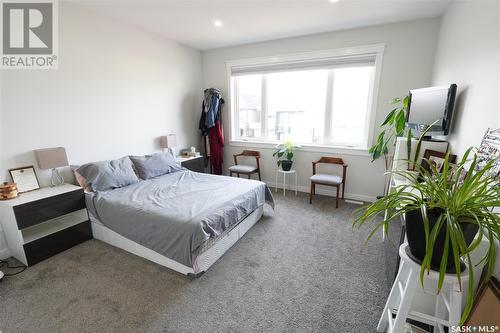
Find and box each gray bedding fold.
[86,170,274,267]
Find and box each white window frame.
[226,43,385,153]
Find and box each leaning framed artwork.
[420,149,457,174]
[9,166,40,193]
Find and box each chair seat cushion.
[310,174,342,185]
[229,164,257,173]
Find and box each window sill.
[228,140,371,157]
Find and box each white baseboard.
[264,180,375,203]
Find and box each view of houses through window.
[232,65,375,147]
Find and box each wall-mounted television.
[406,84,457,136]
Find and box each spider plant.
[353,148,500,324]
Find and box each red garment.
[209,120,224,175]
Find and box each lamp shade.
[35,147,69,169]
[160,134,176,149]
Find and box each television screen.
[407,84,457,136]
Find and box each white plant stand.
[275,169,298,196]
[378,243,467,333]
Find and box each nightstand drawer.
[182,157,205,173]
[14,189,85,229]
[23,220,92,266]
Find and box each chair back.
[313,156,347,178]
[234,150,261,167]
[241,150,260,157]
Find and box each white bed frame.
[90,206,263,277]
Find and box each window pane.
[330,66,373,145]
[267,70,328,143]
[237,75,263,139]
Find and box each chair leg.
[309,183,314,204]
[230,171,233,177]
[247,173,251,179]
[258,169,261,181]
[237,173,240,178]
[342,182,345,199]
[336,186,340,208]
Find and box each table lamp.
[160,134,176,154]
[34,147,69,186]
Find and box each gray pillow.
[76,156,139,192]
[130,152,182,180]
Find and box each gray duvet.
[86,170,274,267]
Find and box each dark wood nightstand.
[177,156,206,173]
[0,184,92,266]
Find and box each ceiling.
[74,0,450,50]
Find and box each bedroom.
[0,0,498,332]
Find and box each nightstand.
[0,184,92,266]
[177,155,206,173]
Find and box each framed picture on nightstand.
[9,166,40,193]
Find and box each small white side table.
[378,243,468,333]
[275,169,298,196]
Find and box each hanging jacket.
[199,88,224,136]
[199,88,225,174]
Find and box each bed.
[85,169,274,277]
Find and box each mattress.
[86,170,274,267]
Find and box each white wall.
[432,0,500,157]
[431,0,500,283]
[0,2,202,185]
[202,18,440,201]
[0,3,202,258]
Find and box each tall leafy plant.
[369,96,410,161]
[353,148,500,324]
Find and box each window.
[228,45,383,148]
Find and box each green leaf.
[381,109,397,126]
[389,97,401,104]
[403,95,409,109]
[395,110,406,135]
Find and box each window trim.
[225,43,385,151]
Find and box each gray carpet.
[0,193,395,333]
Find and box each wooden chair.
[309,156,347,208]
[229,150,261,180]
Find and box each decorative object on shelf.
[420,149,457,175]
[188,146,200,157]
[8,166,40,193]
[353,148,500,324]
[273,140,300,171]
[35,147,69,187]
[476,127,500,179]
[160,134,177,154]
[0,182,18,200]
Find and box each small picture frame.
[9,166,40,193]
[420,150,457,175]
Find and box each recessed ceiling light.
[329,0,339,3]
[214,19,223,27]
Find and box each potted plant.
[369,96,409,162]
[273,141,300,171]
[370,95,439,172]
[353,148,500,323]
